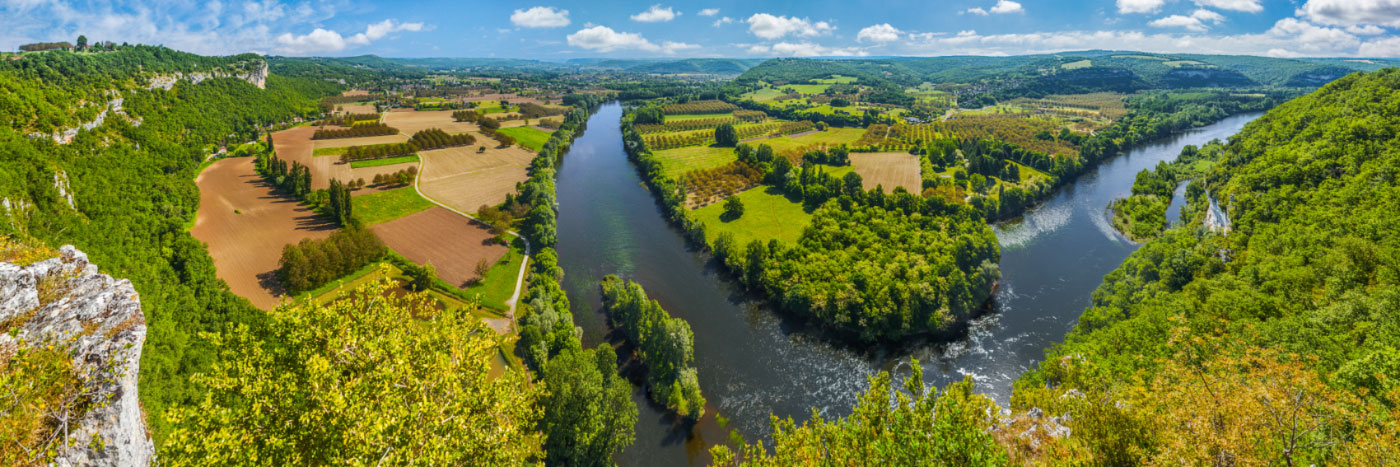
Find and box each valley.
[2,11,1399,465]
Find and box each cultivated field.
[336,104,377,114]
[272,126,350,191]
[849,152,921,192]
[351,161,419,195]
[654,146,737,178]
[342,90,369,97]
[382,109,478,135]
[310,134,411,149]
[417,143,534,213]
[369,206,509,288]
[191,156,337,309]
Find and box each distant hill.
[737,51,1400,92]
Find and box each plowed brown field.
[272,126,351,191]
[191,156,337,309]
[369,206,507,287]
[383,109,478,135]
[417,143,534,212]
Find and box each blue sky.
[2,1,1399,58]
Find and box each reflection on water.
[552,103,1261,465]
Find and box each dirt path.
[413,153,532,326]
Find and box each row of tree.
[407,128,475,150]
[311,122,398,139]
[509,93,642,465]
[276,227,385,295]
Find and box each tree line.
[276,227,384,295]
[311,122,399,139]
[512,92,641,465]
[599,275,706,420]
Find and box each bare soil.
[383,109,479,135]
[417,142,534,212]
[272,126,352,190]
[850,152,922,192]
[191,156,337,309]
[369,206,508,288]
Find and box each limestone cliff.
[0,245,152,465]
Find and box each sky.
[2,0,1400,59]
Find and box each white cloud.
[990,0,1024,14]
[276,28,347,54]
[1268,18,1360,51]
[1359,36,1400,56]
[750,41,867,57]
[713,17,734,27]
[745,13,834,40]
[631,5,679,23]
[511,6,571,28]
[698,8,719,17]
[857,23,902,42]
[275,19,424,54]
[1150,15,1207,32]
[661,41,700,54]
[1191,9,1226,24]
[566,25,662,52]
[1300,0,1400,28]
[966,0,1021,15]
[1347,24,1387,35]
[1192,0,1262,13]
[346,19,422,46]
[1118,0,1166,14]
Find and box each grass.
[315,141,409,157]
[653,146,737,178]
[353,186,434,225]
[1062,59,1092,70]
[497,126,550,151]
[815,75,858,84]
[462,240,526,311]
[297,261,506,320]
[782,84,830,94]
[751,128,864,154]
[667,112,735,121]
[742,88,787,102]
[350,154,419,168]
[691,186,815,247]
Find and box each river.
[553,103,1261,466]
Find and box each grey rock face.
[0,245,152,466]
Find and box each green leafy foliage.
[599,275,706,421]
[163,274,544,465]
[711,361,1009,466]
[1014,67,1400,464]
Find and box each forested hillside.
[737,52,1399,98]
[0,46,338,445]
[1012,68,1400,462]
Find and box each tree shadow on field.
[718,210,741,223]
[257,269,287,297]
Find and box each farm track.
[413,146,532,321]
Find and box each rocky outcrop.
[0,246,152,465]
[1204,192,1232,234]
[146,59,268,90]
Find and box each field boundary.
[412,154,531,325]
